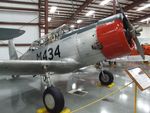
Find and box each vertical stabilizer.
[8,40,18,60]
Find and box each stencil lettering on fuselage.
[36,45,61,60]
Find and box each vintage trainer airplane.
[0,12,144,113]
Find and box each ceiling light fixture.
[137,4,150,11]
[49,6,57,14]
[85,10,95,17]
[48,17,51,22]
[100,0,112,6]
[77,19,83,24]
[70,24,75,28]
[140,17,150,22]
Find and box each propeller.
[116,0,145,60]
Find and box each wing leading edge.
[0,58,79,75]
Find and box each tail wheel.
[99,70,114,85]
[43,86,64,113]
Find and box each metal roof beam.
[0,6,41,12]
[70,0,94,20]
[0,0,38,5]
[64,0,94,24]
[124,0,148,11]
[0,22,39,26]
[132,13,150,23]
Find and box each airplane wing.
[0,59,79,75]
[0,28,25,40]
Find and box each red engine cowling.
[96,19,134,59]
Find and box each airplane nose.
[96,19,134,59]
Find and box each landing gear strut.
[42,66,65,113]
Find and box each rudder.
[8,40,18,60]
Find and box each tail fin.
[8,40,18,60]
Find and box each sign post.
[125,67,150,113]
[134,84,137,113]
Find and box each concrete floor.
[0,62,149,113]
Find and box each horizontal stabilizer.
[0,28,25,40]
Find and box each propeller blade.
[116,0,145,60]
[133,37,145,60]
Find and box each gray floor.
[0,62,149,113]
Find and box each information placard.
[126,67,150,91]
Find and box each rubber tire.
[43,86,64,113]
[99,70,114,85]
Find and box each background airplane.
[0,12,144,113]
[131,44,150,56]
[106,44,150,64]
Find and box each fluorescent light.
[137,99,150,113]
[101,109,108,113]
[41,33,45,37]
[137,4,150,11]
[77,19,83,23]
[140,17,150,22]
[119,93,128,101]
[72,83,77,90]
[129,84,133,88]
[70,24,75,28]
[85,10,95,17]
[49,6,57,14]
[48,17,51,22]
[100,0,112,6]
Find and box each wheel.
[12,75,19,79]
[99,70,114,85]
[43,86,64,113]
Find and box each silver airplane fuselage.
[21,27,105,69]
[20,13,134,73]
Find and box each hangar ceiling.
[39,0,150,27]
[0,0,150,35]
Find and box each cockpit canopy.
[29,24,72,51]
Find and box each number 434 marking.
[37,45,61,60]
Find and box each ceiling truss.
[0,0,149,34]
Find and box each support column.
[38,0,41,38]
[44,0,48,34]
[113,0,116,14]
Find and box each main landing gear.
[41,65,114,113]
[43,86,64,113]
[41,67,65,113]
[99,70,114,85]
[96,62,114,85]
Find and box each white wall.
[138,24,150,44]
[0,1,39,59]
[0,47,29,59]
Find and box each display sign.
[126,67,150,91]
